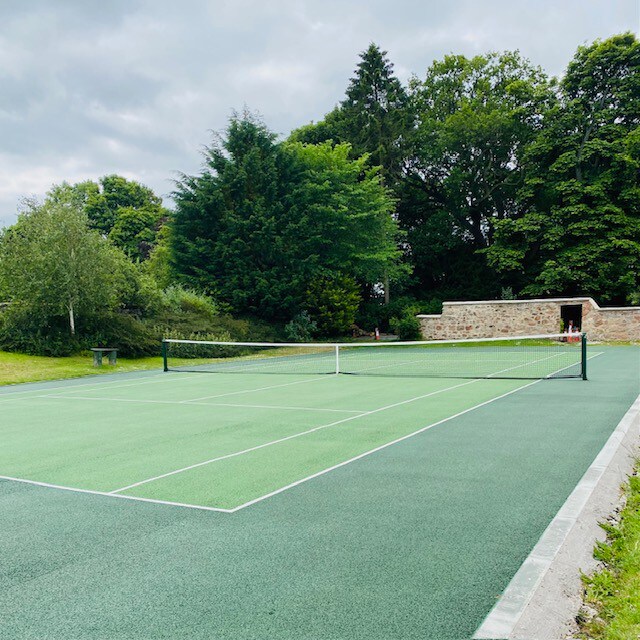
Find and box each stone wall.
[417,297,640,342]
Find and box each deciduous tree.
[488,34,640,304]
[0,195,121,335]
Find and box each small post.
[581,332,588,381]
[162,340,168,372]
[335,344,340,375]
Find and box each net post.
[162,340,168,372]
[335,344,340,375]
[581,332,587,380]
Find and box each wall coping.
[443,297,598,307]
[416,298,640,319]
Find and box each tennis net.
[162,333,587,380]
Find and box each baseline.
[0,474,234,513]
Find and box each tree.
[488,34,640,304]
[171,112,400,322]
[50,176,169,260]
[338,44,412,182]
[399,51,553,299]
[0,195,121,336]
[293,44,413,303]
[292,45,411,181]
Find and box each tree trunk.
[68,302,75,336]
[383,271,390,305]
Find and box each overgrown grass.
[578,464,640,639]
[0,350,165,386]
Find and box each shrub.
[161,328,235,358]
[160,286,218,318]
[284,311,318,342]
[305,275,361,336]
[356,296,442,333]
[86,313,161,358]
[0,306,83,356]
[389,312,423,341]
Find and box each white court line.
[0,475,233,513]
[109,378,480,495]
[35,394,364,414]
[179,374,335,403]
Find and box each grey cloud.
[0,0,638,227]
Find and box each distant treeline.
[0,33,638,354]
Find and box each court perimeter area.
[0,345,638,638]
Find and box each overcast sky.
[0,0,638,227]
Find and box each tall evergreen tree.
[291,44,411,183]
[339,43,412,182]
[171,113,400,321]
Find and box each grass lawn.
[0,350,164,386]
[578,463,640,638]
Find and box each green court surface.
[0,345,638,639]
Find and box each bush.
[284,311,318,342]
[0,305,82,356]
[389,313,423,341]
[160,286,218,318]
[305,275,361,336]
[161,328,235,358]
[0,306,161,358]
[86,313,161,358]
[356,296,442,333]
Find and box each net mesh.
[162,334,586,379]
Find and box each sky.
[0,0,638,227]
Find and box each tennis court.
[1,339,638,639]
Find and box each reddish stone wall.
[418,298,640,342]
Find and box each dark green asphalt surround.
[0,347,638,639]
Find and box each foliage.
[357,295,441,333]
[400,51,553,300]
[0,305,83,356]
[159,285,218,318]
[488,34,640,304]
[143,225,173,289]
[50,175,169,260]
[290,44,412,184]
[578,468,640,638]
[0,305,158,358]
[338,43,412,181]
[171,112,400,322]
[304,274,361,335]
[161,328,235,358]
[284,311,318,342]
[0,195,123,336]
[389,312,423,341]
